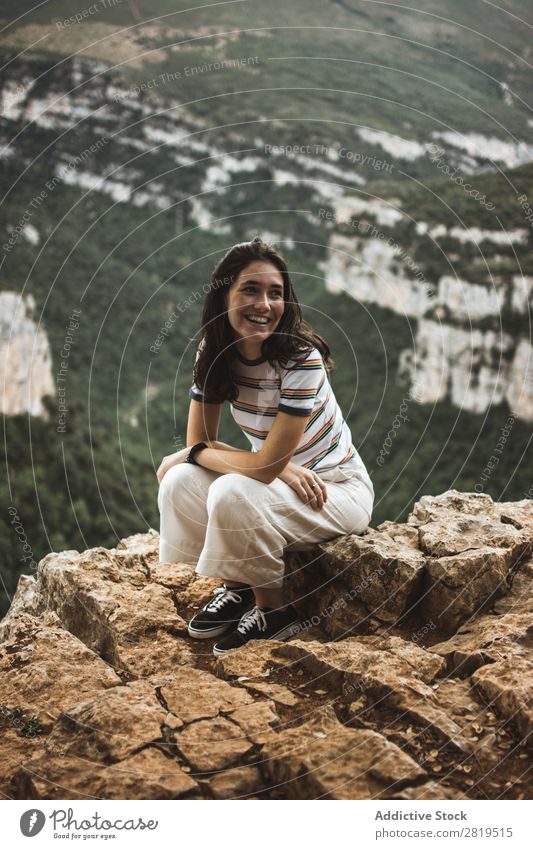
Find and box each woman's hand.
[277,461,328,510]
[156,447,190,484]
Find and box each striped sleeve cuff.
[277,403,314,416]
[189,388,220,404]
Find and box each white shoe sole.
[187,622,233,639]
[212,620,302,656]
[187,603,256,640]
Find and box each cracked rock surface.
[1,491,532,799]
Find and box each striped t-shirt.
[189,345,371,479]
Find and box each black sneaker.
[187,584,255,639]
[212,605,302,656]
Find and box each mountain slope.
[1,1,532,615]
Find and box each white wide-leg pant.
[157,458,374,589]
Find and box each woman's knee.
[206,473,265,512]
[349,493,373,534]
[350,508,371,535]
[158,463,202,507]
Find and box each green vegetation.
[0,705,44,737]
[0,1,532,615]
[2,0,533,151]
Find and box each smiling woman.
[225,259,285,355]
[156,236,374,657]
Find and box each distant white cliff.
[397,322,533,422]
[0,292,55,418]
[325,204,533,422]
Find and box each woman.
[157,236,373,656]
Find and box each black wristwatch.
[187,441,208,465]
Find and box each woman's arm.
[157,402,241,484]
[187,399,243,452]
[186,398,222,446]
[158,408,316,490]
[204,440,242,451]
[194,410,311,485]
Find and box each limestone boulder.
[285,489,532,640]
[261,707,429,799]
[472,658,533,748]
[0,574,43,640]
[493,500,533,535]
[430,611,533,675]
[0,613,120,719]
[208,765,265,799]
[42,679,173,763]
[160,666,254,723]
[175,717,254,774]
[2,496,532,800]
[36,546,194,678]
[286,528,425,629]
[418,514,531,559]
[421,547,526,638]
[9,748,200,800]
[115,528,160,560]
[407,490,495,525]
[214,640,291,681]
[411,493,532,637]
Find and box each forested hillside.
[1,0,532,614]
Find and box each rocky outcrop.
[0,292,55,418]
[1,491,532,800]
[284,491,533,640]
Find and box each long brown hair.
[192,236,334,403]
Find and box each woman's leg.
[159,464,373,649]
[195,471,373,601]
[200,472,373,654]
[158,464,252,637]
[157,463,221,565]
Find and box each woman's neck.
[235,338,264,361]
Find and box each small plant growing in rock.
[1,705,43,738]
[20,714,43,738]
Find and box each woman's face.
[225,260,285,351]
